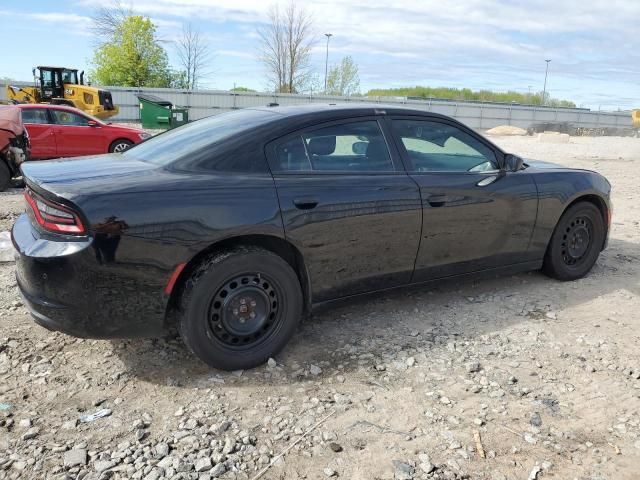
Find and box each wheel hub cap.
[222,288,269,336]
[208,275,279,346]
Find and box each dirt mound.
[486,125,527,136]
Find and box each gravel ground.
[0,135,639,480]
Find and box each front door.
[267,118,422,303]
[388,117,538,281]
[20,108,57,159]
[50,109,104,157]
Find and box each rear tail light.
[25,188,86,235]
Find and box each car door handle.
[477,175,499,187]
[293,198,319,210]
[427,195,449,207]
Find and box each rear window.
[123,109,278,167]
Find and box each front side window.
[21,109,50,125]
[392,120,498,173]
[273,120,393,173]
[51,110,89,126]
[61,70,77,84]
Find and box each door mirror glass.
[87,120,99,127]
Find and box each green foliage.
[230,86,257,92]
[366,86,576,108]
[90,16,173,87]
[326,56,360,96]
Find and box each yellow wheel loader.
[5,66,119,120]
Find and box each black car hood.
[524,158,565,169]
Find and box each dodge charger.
[11,105,611,370]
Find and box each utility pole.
[542,59,551,105]
[324,33,333,94]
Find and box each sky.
[0,0,638,110]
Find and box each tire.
[542,202,605,281]
[109,139,133,153]
[178,247,303,370]
[0,162,10,192]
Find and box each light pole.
[324,33,333,94]
[542,59,551,105]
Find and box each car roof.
[250,103,452,120]
[17,103,88,115]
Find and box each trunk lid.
[20,154,163,200]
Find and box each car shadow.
[111,237,639,386]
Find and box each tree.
[174,23,211,89]
[326,56,360,96]
[91,16,173,87]
[90,0,133,43]
[365,86,576,107]
[257,1,315,93]
[230,86,257,92]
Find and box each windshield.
[123,109,278,166]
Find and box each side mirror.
[87,120,99,128]
[505,153,524,172]
[352,141,368,155]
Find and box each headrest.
[307,136,336,155]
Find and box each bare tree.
[258,1,315,93]
[90,0,133,42]
[326,56,360,96]
[175,23,212,89]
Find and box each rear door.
[21,108,57,159]
[388,117,538,281]
[50,109,104,157]
[267,118,422,303]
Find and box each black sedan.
[12,105,611,370]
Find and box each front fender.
[529,169,611,255]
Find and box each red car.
[17,104,150,159]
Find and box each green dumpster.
[137,94,172,129]
[170,108,189,127]
[137,94,189,129]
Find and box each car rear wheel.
[109,139,133,153]
[0,162,10,192]
[542,201,605,281]
[178,247,303,370]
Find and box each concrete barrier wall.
[2,82,631,130]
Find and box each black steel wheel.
[208,274,281,348]
[179,247,302,370]
[560,215,592,266]
[543,201,605,281]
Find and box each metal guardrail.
[2,82,631,131]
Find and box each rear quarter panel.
[74,171,284,280]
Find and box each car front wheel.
[178,247,303,370]
[109,139,133,153]
[542,201,605,281]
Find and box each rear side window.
[392,119,498,173]
[272,120,393,173]
[21,109,50,124]
[124,109,278,170]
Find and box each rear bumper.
[11,213,168,338]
